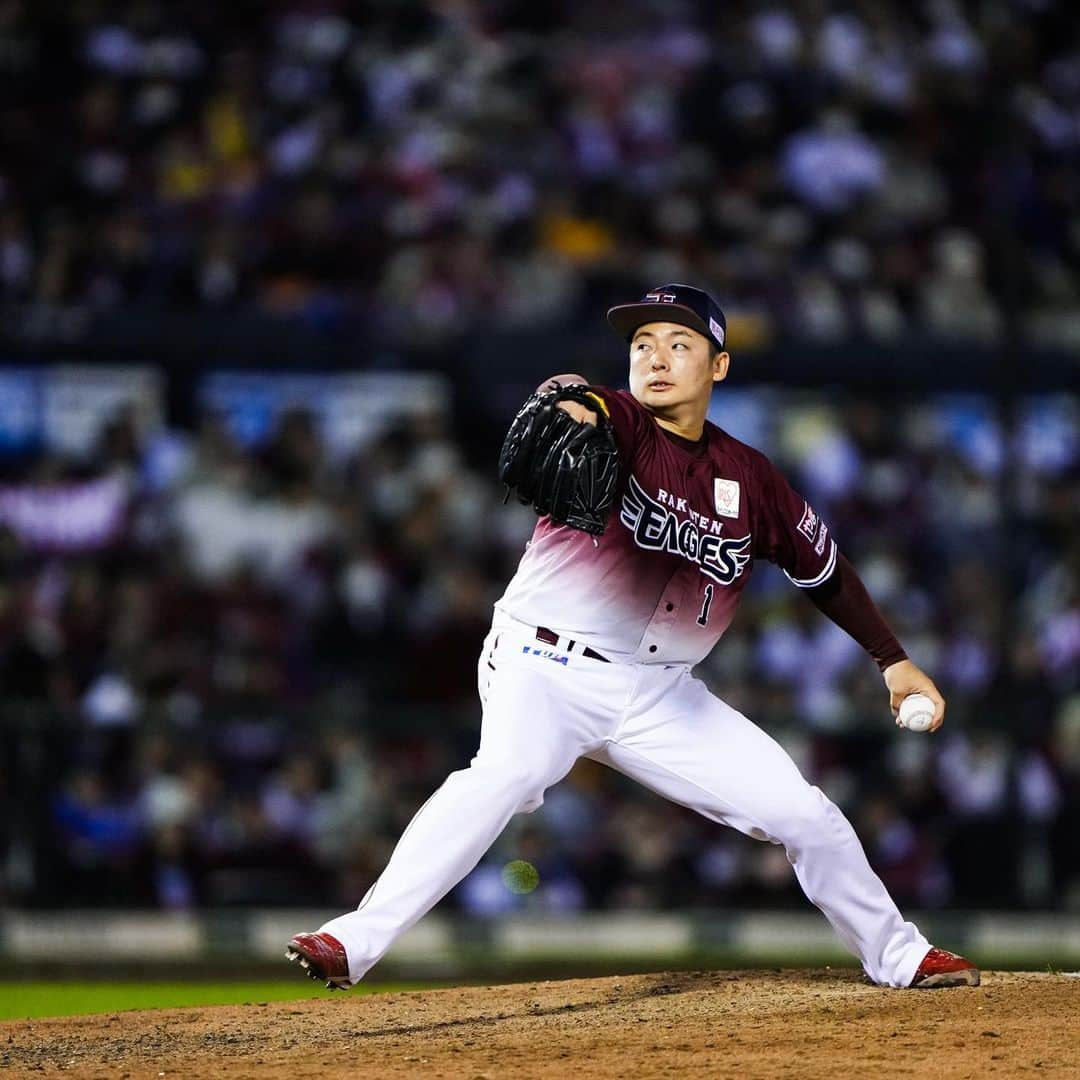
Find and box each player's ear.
[711,351,730,383]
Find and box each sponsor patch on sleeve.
[797,501,819,542]
[814,523,829,556]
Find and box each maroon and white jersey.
[495,387,837,666]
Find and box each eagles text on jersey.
[620,475,752,585]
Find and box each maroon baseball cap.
[607,284,727,351]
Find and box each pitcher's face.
[628,322,729,413]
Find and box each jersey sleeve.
[591,387,647,463]
[805,553,907,670]
[753,456,838,588]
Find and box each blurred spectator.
[51,768,140,905]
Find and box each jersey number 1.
[696,584,714,626]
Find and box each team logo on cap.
[645,292,677,303]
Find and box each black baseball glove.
[498,383,619,535]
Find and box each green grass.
[0,981,427,1020]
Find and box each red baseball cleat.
[285,931,351,990]
[910,946,980,988]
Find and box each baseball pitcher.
[287,284,979,990]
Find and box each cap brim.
[606,302,716,347]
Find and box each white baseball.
[898,693,935,732]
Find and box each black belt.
[536,627,609,662]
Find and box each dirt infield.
[1,969,1076,1078]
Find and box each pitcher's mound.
[2,969,1076,1078]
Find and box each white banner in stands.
[199,371,450,459]
[43,365,165,458]
[0,365,165,459]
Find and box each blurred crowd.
[0,384,1076,913]
[2,1,1079,347]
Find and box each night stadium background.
[0,0,1077,1025]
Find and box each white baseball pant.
[320,614,930,987]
